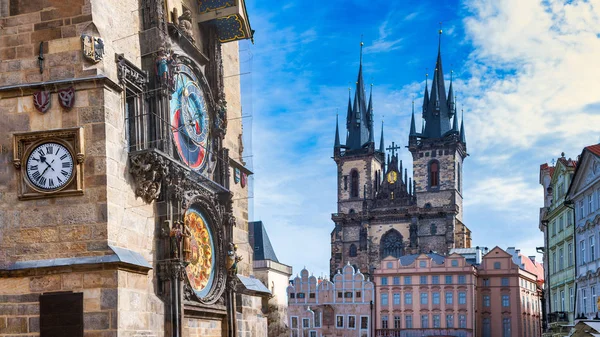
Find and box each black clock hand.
[40,160,55,176]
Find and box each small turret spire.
[379,120,385,153]
[452,93,459,133]
[367,84,374,143]
[409,100,417,137]
[460,108,466,143]
[422,73,429,116]
[334,113,341,150]
[448,70,455,117]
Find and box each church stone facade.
[0,0,264,336]
[330,37,471,279]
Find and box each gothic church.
[330,36,471,278]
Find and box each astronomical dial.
[25,142,74,191]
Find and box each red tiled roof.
[586,144,600,157]
[519,253,544,284]
[549,167,555,177]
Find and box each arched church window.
[429,160,440,188]
[351,170,359,198]
[349,244,358,257]
[380,230,404,259]
[430,224,437,235]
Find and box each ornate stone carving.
[178,9,195,43]
[129,152,167,203]
[117,54,148,91]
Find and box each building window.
[344,176,348,190]
[458,162,462,192]
[350,170,359,198]
[309,331,316,337]
[360,316,369,330]
[303,318,310,328]
[420,275,427,284]
[553,252,557,273]
[581,239,586,265]
[349,244,358,257]
[569,243,574,266]
[421,315,429,328]
[381,277,388,285]
[482,318,491,337]
[580,200,585,219]
[405,293,412,304]
[590,236,596,261]
[553,292,557,311]
[356,291,361,298]
[419,261,427,268]
[386,262,393,269]
[393,277,400,285]
[445,292,453,305]
[381,293,388,305]
[502,318,511,337]
[336,315,344,328]
[291,317,298,328]
[494,262,501,269]
[502,294,510,307]
[404,276,412,285]
[430,223,437,235]
[446,314,454,328]
[483,278,490,286]
[483,295,490,307]
[432,275,439,284]
[393,293,401,305]
[348,316,356,329]
[458,275,466,284]
[459,292,467,304]
[582,289,587,314]
[405,315,413,329]
[429,160,440,188]
[40,292,84,337]
[459,314,466,329]
[433,314,441,328]
[446,275,452,284]
[381,315,388,329]
[552,221,556,236]
[394,315,401,329]
[433,292,440,304]
[309,293,315,299]
[593,286,597,313]
[559,215,564,231]
[290,293,296,299]
[297,293,305,299]
[451,259,459,267]
[381,229,404,259]
[559,247,564,270]
[501,277,509,286]
[570,287,574,312]
[314,311,321,328]
[344,292,352,298]
[337,292,342,298]
[420,292,428,305]
[589,194,594,214]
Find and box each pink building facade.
[477,247,543,337]
[374,253,477,337]
[287,264,375,337]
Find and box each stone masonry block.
[84,311,110,330]
[29,275,61,292]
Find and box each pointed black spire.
[422,73,429,117]
[452,92,459,133]
[345,40,372,151]
[422,28,452,139]
[409,177,412,196]
[448,70,455,117]
[379,121,385,153]
[367,84,374,143]
[460,108,466,144]
[334,114,341,149]
[409,100,417,137]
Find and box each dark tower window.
[349,244,358,257]
[429,160,440,188]
[380,229,404,259]
[344,176,348,190]
[457,162,462,193]
[351,170,359,198]
[430,224,437,235]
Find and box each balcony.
[376,329,472,337]
[197,0,254,43]
[548,311,569,324]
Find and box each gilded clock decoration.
[184,207,215,298]
[387,171,398,184]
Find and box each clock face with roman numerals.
[25,142,74,191]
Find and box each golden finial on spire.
[439,21,443,34]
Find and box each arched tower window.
[429,160,440,188]
[349,244,357,257]
[350,170,359,198]
[457,162,462,193]
[380,229,404,259]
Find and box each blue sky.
[239,0,600,277]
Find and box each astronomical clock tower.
[0,0,264,336]
[330,36,471,279]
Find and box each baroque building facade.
[330,35,471,279]
[566,144,600,320]
[539,154,577,335]
[0,0,264,336]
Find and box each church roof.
[249,221,279,262]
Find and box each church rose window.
[429,160,439,187]
[380,229,404,259]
